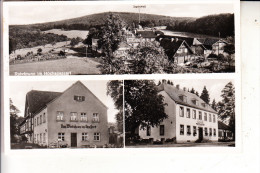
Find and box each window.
[43,133,46,142]
[179,107,184,117]
[187,125,191,135]
[209,128,212,136]
[205,128,208,136]
[94,132,100,141]
[37,117,39,125]
[92,113,99,122]
[179,95,187,102]
[74,95,85,102]
[180,125,184,135]
[40,115,42,124]
[80,113,87,121]
[213,115,216,123]
[35,118,36,127]
[35,134,37,142]
[40,133,42,143]
[37,134,39,143]
[199,111,202,120]
[160,125,165,136]
[57,111,64,121]
[82,133,88,141]
[204,113,207,121]
[193,126,197,136]
[146,126,151,136]
[193,110,196,119]
[186,108,191,118]
[192,99,198,105]
[209,114,212,122]
[70,112,78,121]
[58,133,65,141]
[214,129,216,136]
[43,113,46,123]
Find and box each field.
[43,29,89,39]
[10,56,101,75]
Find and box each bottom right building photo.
[124,79,235,147]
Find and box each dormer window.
[74,96,85,102]
[201,103,207,108]
[192,99,198,105]
[179,95,187,102]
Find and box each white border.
[2,1,242,172]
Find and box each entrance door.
[198,127,203,141]
[71,133,77,147]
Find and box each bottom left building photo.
[9,80,123,149]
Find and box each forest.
[9,27,69,54]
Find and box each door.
[198,127,203,141]
[71,133,77,147]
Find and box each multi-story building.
[139,81,218,143]
[19,81,109,148]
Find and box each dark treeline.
[9,27,69,54]
[166,13,234,37]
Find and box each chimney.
[183,87,186,91]
[171,38,174,42]
[176,84,180,89]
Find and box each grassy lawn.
[10,57,101,75]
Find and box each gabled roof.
[157,35,204,47]
[25,81,108,117]
[136,31,157,38]
[157,83,217,114]
[218,121,230,130]
[25,90,62,116]
[159,38,194,56]
[200,38,219,46]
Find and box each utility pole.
[133,5,146,24]
[218,32,220,55]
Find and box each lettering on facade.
[61,124,97,129]
[196,120,205,126]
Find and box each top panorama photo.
[8,3,235,75]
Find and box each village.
[9,20,235,75]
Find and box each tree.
[37,48,42,55]
[190,87,195,94]
[70,37,82,47]
[200,86,210,104]
[124,80,168,136]
[211,99,217,111]
[98,14,125,74]
[195,91,199,96]
[122,41,174,74]
[106,80,123,133]
[9,38,17,54]
[10,99,23,143]
[217,82,235,140]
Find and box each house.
[135,30,159,42]
[218,121,234,141]
[139,81,218,143]
[212,39,229,55]
[159,38,194,64]
[158,35,206,56]
[19,81,109,148]
[113,42,132,58]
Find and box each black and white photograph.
[9,80,123,149]
[7,3,235,75]
[124,79,235,147]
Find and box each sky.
[9,80,119,123]
[8,3,234,25]
[155,79,234,103]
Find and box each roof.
[157,35,204,47]
[200,38,219,46]
[218,121,230,130]
[157,83,217,114]
[159,38,194,56]
[24,81,108,118]
[136,31,157,38]
[25,90,62,116]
